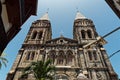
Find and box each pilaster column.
[45,53,48,62]
[75,53,78,67]
[101,49,114,72]
[92,70,97,80]
[54,58,57,66]
[85,30,87,39]
[79,48,86,69]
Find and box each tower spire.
[75,11,86,20]
[40,12,50,21]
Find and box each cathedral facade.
[6,12,118,80]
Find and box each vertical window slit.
[81,30,86,39]
[93,51,97,60]
[38,31,43,39]
[88,51,92,60]
[31,31,37,39]
[87,30,92,38]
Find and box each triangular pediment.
[46,36,78,45]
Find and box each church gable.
[46,36,78,45]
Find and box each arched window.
[48,51,56,64]
[38,31,43,39]
[81,30,86,39]
[26,52,30,60]
[57,51,64,65]
[93,51,97,60]
[87,30,92,38]
[55,75,69,80]
[25,51,36,61]
[30,52,35,60]
[66,51,73,65]
[31,31,37,39]
[88,51,92,60]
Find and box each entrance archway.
[54,74,69,80]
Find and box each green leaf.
[20,59,55,80]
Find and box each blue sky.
[0,0,120,80]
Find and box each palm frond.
[2,60,7,67]
[20,72,28,78]
[44,59,52,68]
[0,54,8,69]
[0,57,8,62]
[20,60,55,80]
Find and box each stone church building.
[6,11,118,80]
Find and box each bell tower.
[25,12,52,44]
[73,11,98,44]
[73,11,118,80]
[6,12,52,80]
